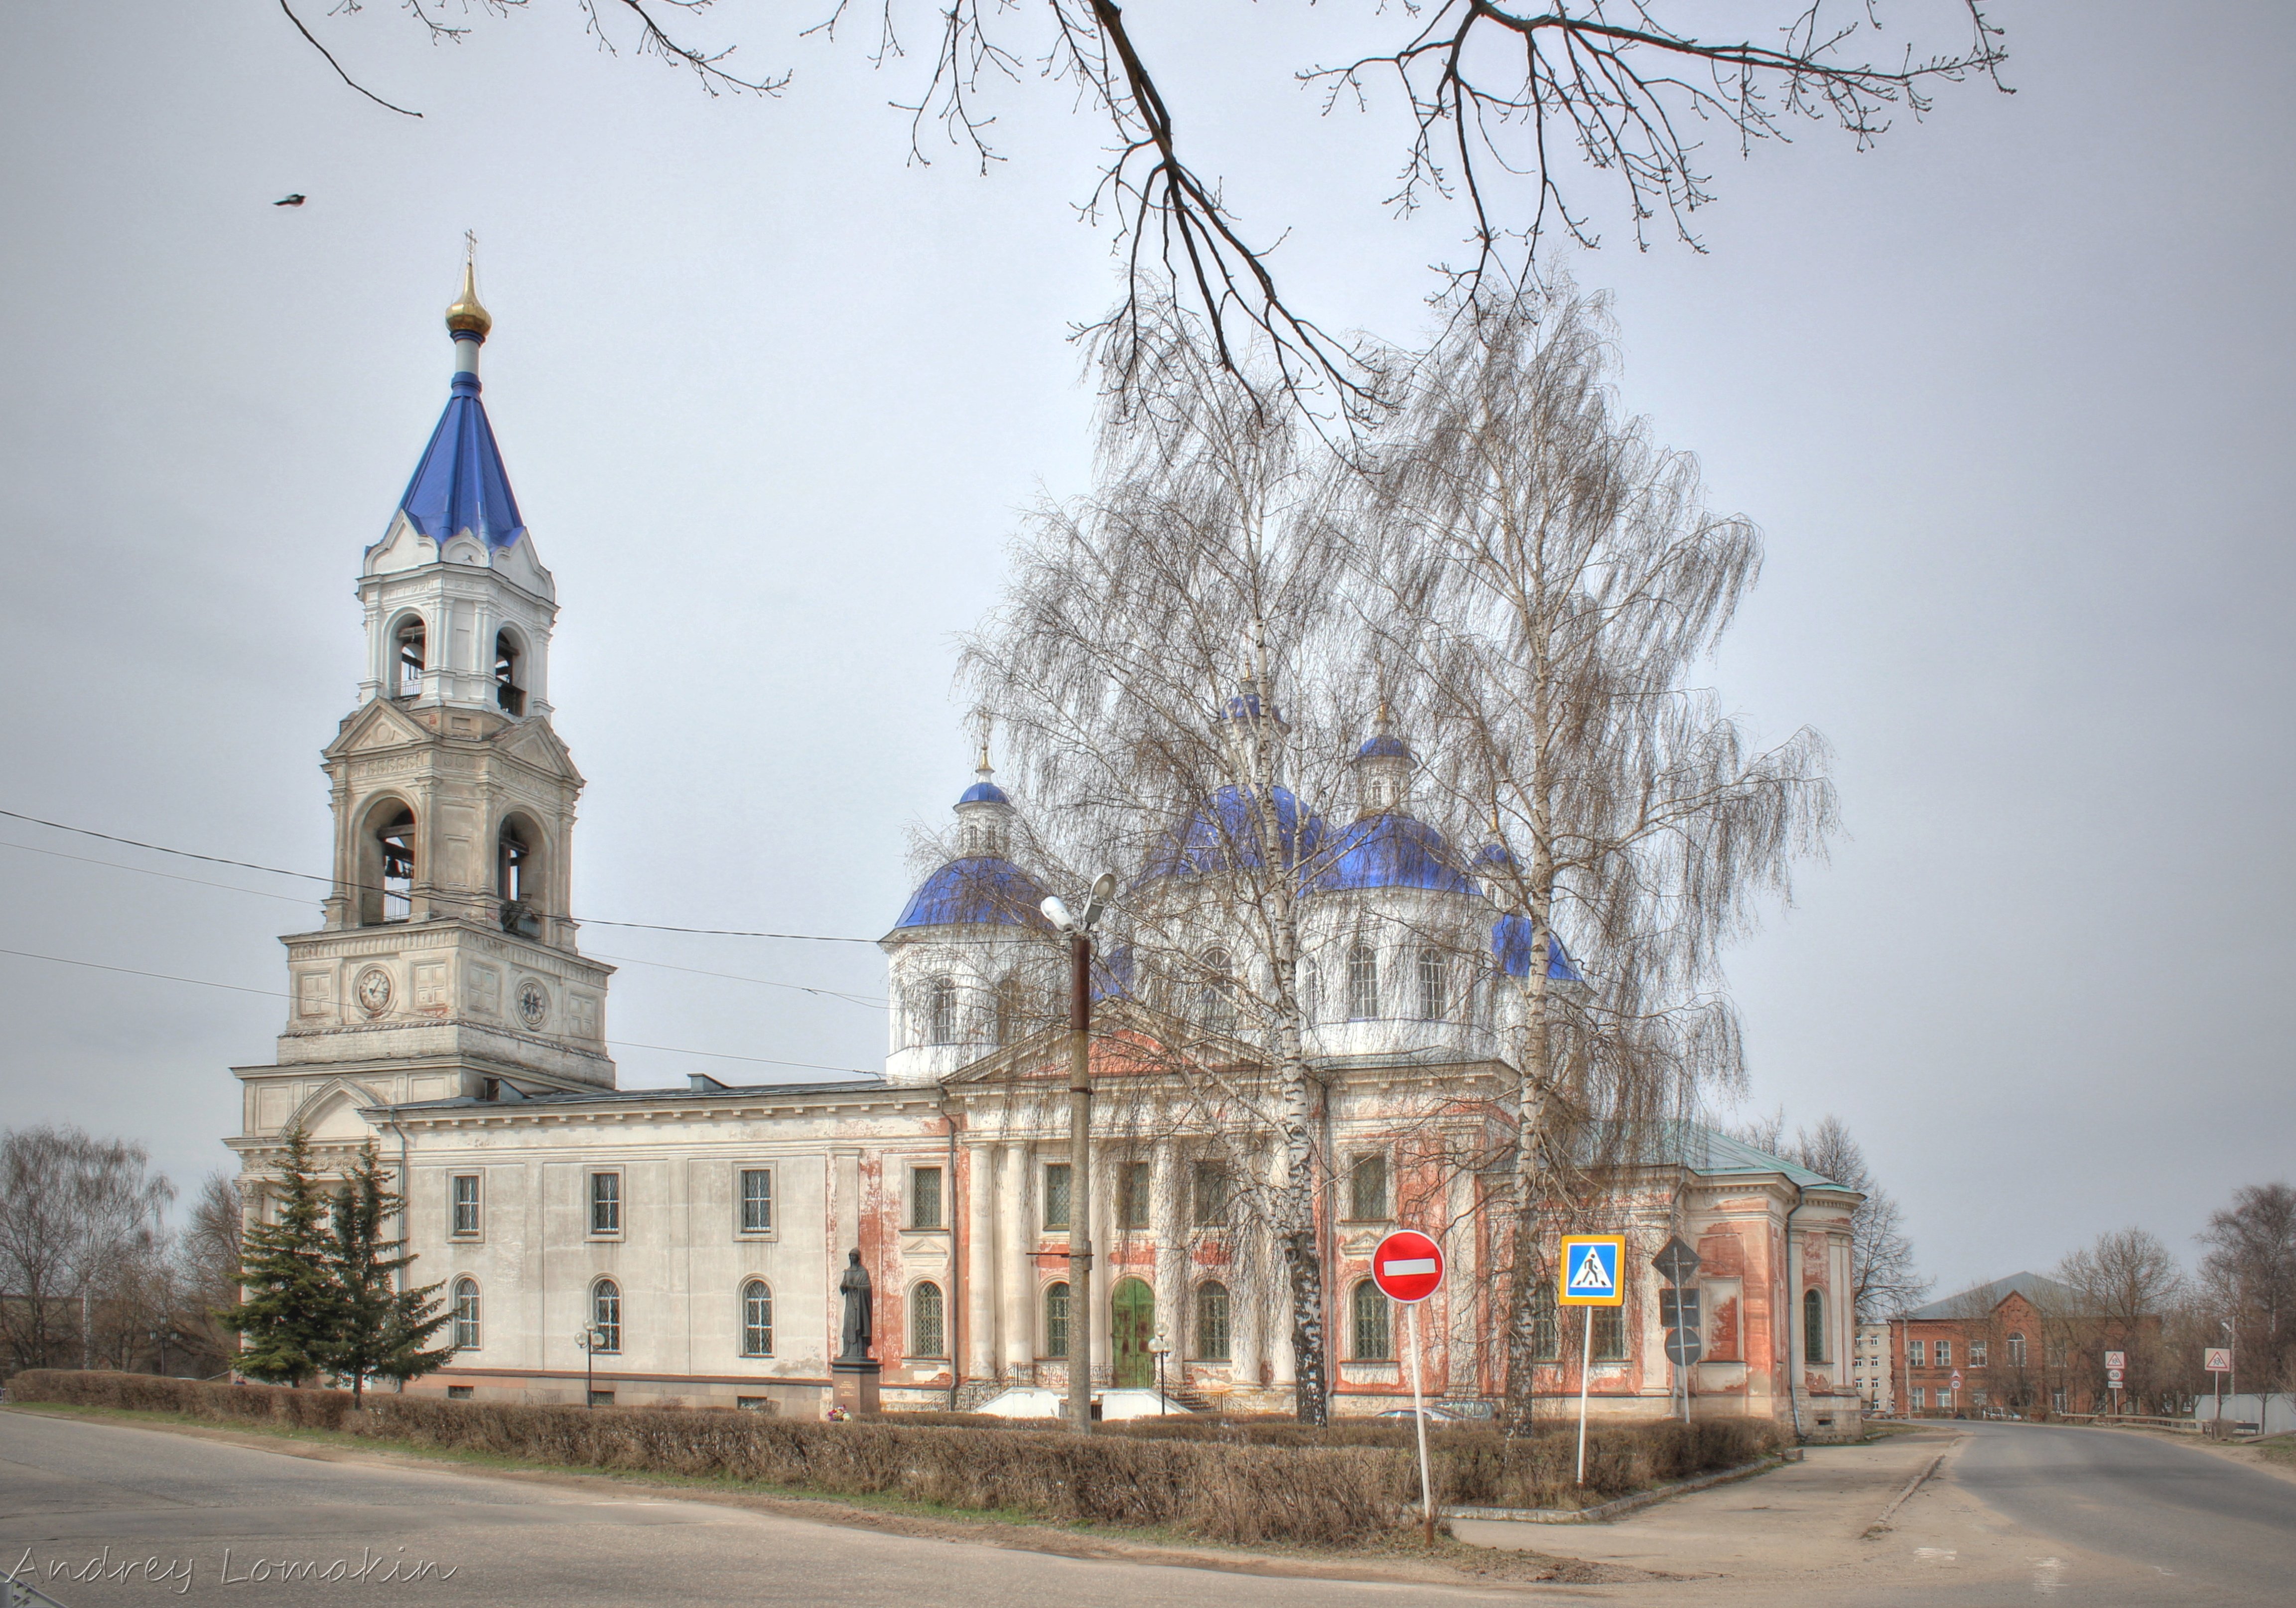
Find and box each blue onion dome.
[1308,813,1476,895]
[892,856,1051,930]
[1357,731,1412,760]
[1144,785,1330,879]
[1493,915,1586,984]
[958,779,1009,806]
[1471,838,1514,871]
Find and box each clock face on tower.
[354,967,393,1018]
[516,978,549,1031]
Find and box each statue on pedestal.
[838,1249,874,1362]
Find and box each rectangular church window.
[1348,1153,1388,1221]
[589,1171,621,1235]
[1042,1164,1071,1230]
[1191,1161,1231,1227]
[1116,1162,1151,1229]
[450,1174,481,1238]
[912,1166,944,1230]
[1591,1306,1626,1362]
[738,1169,772,1234]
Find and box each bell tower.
[234,264,615,1156]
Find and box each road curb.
[1862,1440,1956,1538]
[1444,1453,1789,1525]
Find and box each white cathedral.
[226,274,1866,1436]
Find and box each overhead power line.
[0,945,878,1079]
[0,806,879,944]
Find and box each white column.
[1231,1218,1265,1386]
[999,1142,1032,1376]
[1267,1142,1297,1388]
[1152,1138,1184,1375]
[964,1139,996,1382]
[1088,1136,1114,1382]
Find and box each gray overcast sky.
[1,2,2289,1299]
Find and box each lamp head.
[1040,895,1074,932]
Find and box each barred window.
[739,1168,773,1234]
[1351,1280,1392,1361]
[1196,948,1237,1037]
[912,1166,944,1230]
[1529,1280,1560,1362]
[451,1174,481,1238]
[1191,1160,1231,1227]
[1042,1164,1071,1229]
[588,1172,621,1235]
[1592,1306,1626,1362]
[1195,1282,1231,1362]
[1117,1161,1152,1230]
[1803,1290,1827,1363]
[741,1280,774,1357]
[1044,1281,1070,1358]
[911,1282,945,1358]
[452,1277,480,1351]
[590,1280,621,1353]
[1347,1153,1388,1221]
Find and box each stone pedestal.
[830,1359,881,1418]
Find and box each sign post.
[1652,1237,1702,1425]
[2105,1350,2127,1416]
[1372,1230,1446,1548]
[2204,1345,2231,1424]
[1558,1235,1627,1486]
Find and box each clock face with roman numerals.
[516,978,549,1030]
[355,968,392,1017]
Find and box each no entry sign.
[1371,1230,1445,1304]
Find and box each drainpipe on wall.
[1781,1181,1804,1444]
[386,1109,413,1394]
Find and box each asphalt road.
[1948,1420,2296,1603]
[0,1411,1531,1608]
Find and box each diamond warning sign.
[1557,1235,1626,1307]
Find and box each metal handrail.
[4,1572,71,1608]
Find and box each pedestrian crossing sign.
[1557,1235,1627,1307]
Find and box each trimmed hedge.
[6,1372,1777,1542]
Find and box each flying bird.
[274,194,306,207]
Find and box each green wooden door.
[1111,1278,1156,1388]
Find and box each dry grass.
[6,1371,1777,1540]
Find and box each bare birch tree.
[1728,1109,1928,1320]
[1353,280,1837,1425]
[276,3,2007,423]
[959,311,1362,1419]
[0,1125,177,1373]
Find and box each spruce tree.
[324,1141,451,1403]
[222,1127,340,1385]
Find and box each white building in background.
[225,275,1866,1436]
[1853,1321,1894,1413]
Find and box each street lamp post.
[1042,873,1117,1437]
[1150,1328,1172,1416]
[577,1326,606,1408]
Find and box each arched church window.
[452,1278,480,1351]
[360,803,417,926]
[1194,1281,1230,1362]
[1346,941,1379,1021]
[494,630,526,717]
[1417,948,1447,1020]
[910,1282,945,1359]
[1196,948,1236,1038]
[926,977,958,1045]
[1803,1289,1827,1363]
[993,974,1030,1047]
[392,616,426,699]
[1298,957,1320,1023]
[498,816,541,936]
[741,1280,774,1357]
[1043,1281,1070,1358]
[590,1279,621,1354]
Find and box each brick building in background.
[1891,1273,2165,1417]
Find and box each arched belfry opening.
[498,814,543,936]
[393,615,426,699]
[494,630,525,716]
[358,800,417,925]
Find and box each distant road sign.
[1558,1235,1626,1307]
[2205,1347,2232,1374]
[1652,1236,1701,1286]
[2104,1350,2127,1370]
[2107,1369,2125,1385]
[1950,1370,1963,1390]
[1370,1230,1445,1304]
